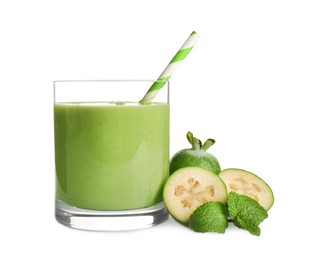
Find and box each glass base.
[55,200,169,231]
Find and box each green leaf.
[232,215,261,236]
[228,192,268,236]
[189,202,228,233]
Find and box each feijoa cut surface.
[163,167,228,224]
[219,168,274,211]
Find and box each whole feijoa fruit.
[169,131,221,175]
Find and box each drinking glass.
[54,80,169,231]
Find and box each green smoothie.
[54,102,169,210]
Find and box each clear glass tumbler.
[54,80,169,231]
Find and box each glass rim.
[53,79,169,84]
[53,79,170,104]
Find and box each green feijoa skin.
[169,132,221,175]
[219,168,274,211]
[163,167,228,225]
[189,202,228,233]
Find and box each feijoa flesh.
[219,168,274,211]
[163,167,228,224]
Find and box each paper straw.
[139,31,201,104]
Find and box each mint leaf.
[189,202,228,233]
[228,192,268,236]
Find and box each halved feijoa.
[219,168,274,211]
[163,167,228,224]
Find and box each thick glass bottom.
[55,200,169,231]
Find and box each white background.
[1,0,313,259]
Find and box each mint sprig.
[227,192,268,236]
[189,202,228,233]
[188,192,269,235]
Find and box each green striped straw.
[139,31,201,104]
